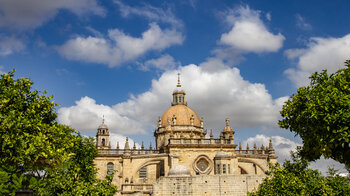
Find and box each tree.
[249,155,350,196]
[0,70,117,195]
[279,60,350,168]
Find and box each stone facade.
[94,76,277,195]
[152,175,266,196]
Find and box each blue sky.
[1,0,349,173]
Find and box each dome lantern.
[172,73,186,106]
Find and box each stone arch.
[238,159,267,174]
[238,166,247,174]
[136,159,163,173]
[133,158,168,183]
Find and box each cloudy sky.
[1,0,349,174]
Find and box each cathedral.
[94,76,277,196]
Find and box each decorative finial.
[210,129,213,138]
[124,137,129,150]
[239,143,242,150]
[253,143,257,154]
[225,118,230,126]
[177,73,181,87]
[141,141,144,150]
[269,139,274,150]
[167,117,171,125]
[102,115,105,124]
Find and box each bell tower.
[96,117,110,149]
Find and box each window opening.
[139,167,147,179]
[107,163,114,176]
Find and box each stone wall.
[152,174,265,196]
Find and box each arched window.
[107,162,114,176]
[223,164,226,174]
[102,138,105,146]
[139,167,147,179]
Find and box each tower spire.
[177,73,181,87]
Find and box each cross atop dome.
[177,73,181,87]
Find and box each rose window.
[197,158,209,172]
[193,155,213,174]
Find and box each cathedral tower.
[96,118,110,149]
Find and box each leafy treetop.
[279,60,350,169]
[0,70,117,195]
[249,154,350,196]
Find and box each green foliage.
[249,156,350,196]
[0,70,117,195]
[279,60,350,168]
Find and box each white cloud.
[58,64,288,135]
[0,0,105,29]
[285,34,350,86]
[58,96,145,134]
[296,14,312,31]
[0,36,25,56]
[219,6,285,53]
[199,57,229,72]
[114,0,182,28]
[244,134,347,175]
[57,23,183,67]
[309,156,348,175]
[109,133,141,149]
[140,54,181,71]
[265,12,271,21]
[244,134,300,163]
[200,6,284,72]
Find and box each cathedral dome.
[161,104,201,127]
